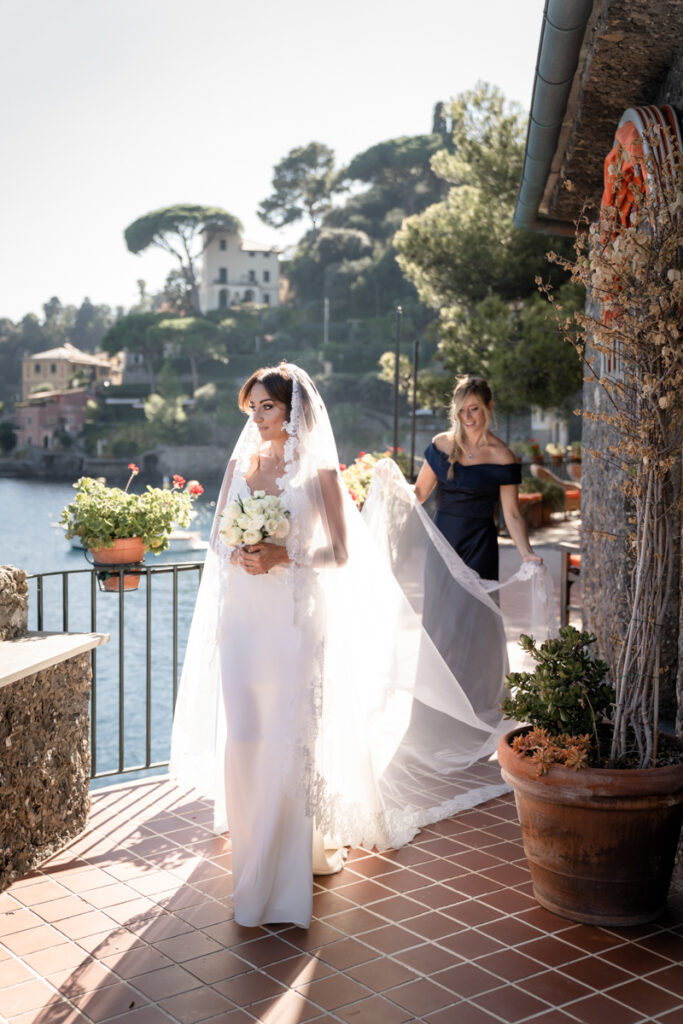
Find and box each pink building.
[14,388,90,450]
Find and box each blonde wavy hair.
[446,376,493,479]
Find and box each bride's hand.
[239,543,289,575]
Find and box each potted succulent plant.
[498,628,683,925]
[61,464,204,590]
[500,123,683,925]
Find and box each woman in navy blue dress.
[414,376,540,580]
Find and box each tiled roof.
[26,343,112,367]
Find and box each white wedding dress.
[212,477,343,927]
[170,366,554,929]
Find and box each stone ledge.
[0,630,109,689]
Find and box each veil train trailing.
[170,365,554,851]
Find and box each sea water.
[0,478,213,788]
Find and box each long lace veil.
[170,364,554,850]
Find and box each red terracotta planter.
[498,727,683,926]
[89,537,145,592]
[518,492,543,530]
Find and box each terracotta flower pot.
[550,455,563,468]
[498,727,683,925]
[89,537,145,592]
[518,492,543,530]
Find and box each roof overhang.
[515,0,683,233]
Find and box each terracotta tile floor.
[1,777,682,1024]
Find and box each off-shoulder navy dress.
[424,443,522,581]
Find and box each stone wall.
[0,653,92,891]
[0,566,28,641]
[582,64,683,715]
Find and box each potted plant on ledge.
[61,464,204,591]
[544,441,564,468]
[500,123,683,925]
[566,440,581,463]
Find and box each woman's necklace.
[463,435,485,460]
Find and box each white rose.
[252,489,266,499]
[223,501,242,523]
[248,514,266,531]
[242,529,262,545]
[265,495,281,509]
[264,516,280,535]
[221,525,243,546]
[236,513,251,530]
[275,518,290,539]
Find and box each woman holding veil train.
[170,363,552,929]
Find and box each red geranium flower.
[339,463,347,471]
[172,474,186,488]
[124,463,140,492]
[189,482,204,496]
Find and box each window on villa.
[263,252,270,258]
[219,289,228,308]
[218,267,227,283]
[219,239,227,250]
[50,364,57,373]
[248,270,256,282]
[248,251,255,258]
[34,364,41,374]
[263,270,270,283]
[264,294,270,305]
[27,416,32,425]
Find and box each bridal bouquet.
[219,491,290,547]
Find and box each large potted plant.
[498,628,683,925]
[499,123,683,924]
[61,464,203,590]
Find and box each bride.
[170,363,552,929]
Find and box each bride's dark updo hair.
[238,363,293,417]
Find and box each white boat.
[167,529,208,552]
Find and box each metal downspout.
[514,0,595,233]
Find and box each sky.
[0,0,546,323]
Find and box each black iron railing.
[27,562,203,782]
